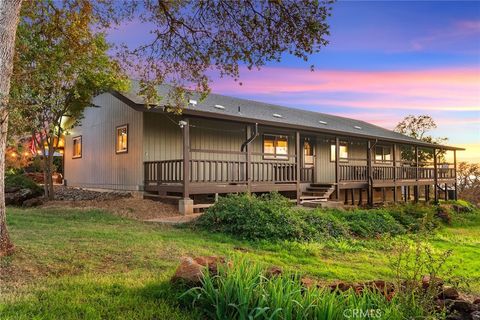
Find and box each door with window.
[301,137,315,182]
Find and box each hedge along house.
[64,82,464,214]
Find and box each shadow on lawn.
[0,276,196,320]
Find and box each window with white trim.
[72,136,82,158]
[263,134,288,160]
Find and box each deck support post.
[182,118,190,200]
[392,143,397,203]
[344,189,348,204]
[433,148,438,203]
[445,183,448,201]
[382,187,386,202]
[367,140,373,206]
[351,189,355,205]
[425,185,429,202]
[246,125,252,194]
[415,145,419,203]
[358,189,363,206]
[454,150,458,201]
[335,137,340,201]
[180,118,192,215]
[296,131,301,205]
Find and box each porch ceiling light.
[272,113,283,118]
[188,99,197,106]
[214,104,225,110]
[354,125,362,130]
[319,120,327,125]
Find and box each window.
[72,136,82,158]
[330,142,348,162]
[375,146,392,163]
[116,124,128,154]
[304,139,314,165]
[263,134,288,160]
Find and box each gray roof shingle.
[116,81,462,150]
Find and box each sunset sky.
[108,1,480,162]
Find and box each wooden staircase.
[300,183,336,204]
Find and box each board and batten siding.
[64,93,144,190]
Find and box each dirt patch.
[42,186,180,220]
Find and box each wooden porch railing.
[300,167,314,183]
[144,159,299,184]
[340,164,455,182]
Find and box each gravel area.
[53,186,130,201]
[42,186,180,220]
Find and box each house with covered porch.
[64,83,463,214]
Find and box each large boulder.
[5,188,41,206]
[172,256,227,284]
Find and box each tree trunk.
[43,151,55,200]
[0,0,23,257]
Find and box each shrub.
[196,193,310,241]
[331,209,406,238]
[387,203,439,232]
[299,209,350,239]
[5,173,43,194]
[180,257,434,320]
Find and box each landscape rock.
[439,287,460,300]
[471,311,480,320]
[422,275,444,289]
[5,186,20,193]
[22,197,44,207]
[193,256,226,274]
[53,186,130,201]
[443,299,473,313]
[300,277,317,289]
[171,257,205,284]
[266,266,283,277]
[5,188,41,206]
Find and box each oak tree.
[10,0,128,200]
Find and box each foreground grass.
[1,207,479,319]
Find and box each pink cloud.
[211,66,480,111]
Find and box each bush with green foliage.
[180,257,436,320]
[5,173,43,194]
[299,210,350,239]
[196,193,310,241]
[197,193,478,242]
[331,209,406,238]
[383,203,439,232]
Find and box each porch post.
[433,148,438,202]
[454,149,458,201]
[296,131,301,205]
[182,118,190,199]
[179,118,193,215]
[246,125,252,193]
[335,137,340,201]
[392,143,397,203]
[367,140,373,206]
[414,145,419,202]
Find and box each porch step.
[306,186,331,192]
[300,183,335,205]
[310,183,336,188]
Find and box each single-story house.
[64,82,463,213]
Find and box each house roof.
[114,81,463,151]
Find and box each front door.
[302,137,315,182]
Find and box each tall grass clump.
[180,258,433,320]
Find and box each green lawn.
[1,207,479,319]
